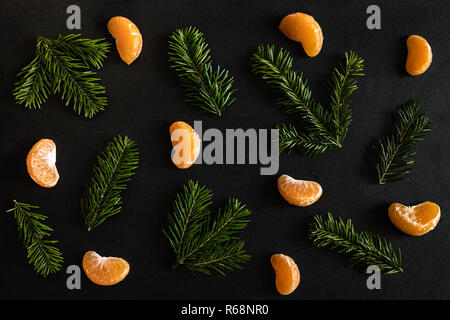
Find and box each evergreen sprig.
[13,34,111,118]
[309,213,403,275]
[251,45,364,156]
[6,201,64,277]
[376,100,432,184]
[81,135,139,231]
[163,180,251,275]
[47,34,110,69]
[169,26,237,116]
[329,51,365,145]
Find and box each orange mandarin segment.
[405,35,432,76]
[279,12,323,57]
[107,16,143,65]
[82,251,130,286]
[388,201,440,236]
[271,254,300,295]
[169,121,201,169]
[26,138,59,188]
[277,174,322,207]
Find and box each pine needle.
[163,180,251,275]
[251,45,364,156]
[168,26,237,116]
[309,213,403,275]
[376,100,432,184]
[6,201,64,277]
[13,34,110,118]
[81,135,139,231]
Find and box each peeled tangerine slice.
[82,251,130,286]
[388,201,440,236]
[271,254,300,295]
[107,16,143,65]
[406,35,432,76]
[26,139,59,188]
[170,121,201,169]
[279,12,323,57]
[278,174,322,206]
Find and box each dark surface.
[0,0,449,300]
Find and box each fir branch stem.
[191,250,246,268]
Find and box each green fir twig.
[13,34,111,118]
[81,135,139,231]
[251,45,364,156]
[6,201,64,277]
[169,26,237,116]
[163,180,251,275]
[309,213,403,275]
[329,51,365,145]
[45,34,110,69]
[376,100,432,184]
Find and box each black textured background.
[0,0,449,300]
